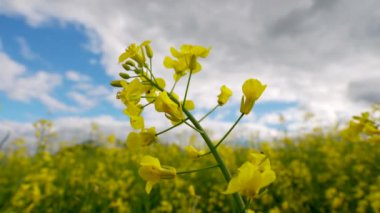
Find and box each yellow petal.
[145,181,156,194]
[118,52,129,63]
[242,78,267,101]
[260,170,276,188]
[126,132,141,149]
[130,115,144,130]
[163,56,175,68]
[140,155,161,167]
[223,176,240,194]
[156,78,166,89]
[170,47,183,58]
[183,100,195,111]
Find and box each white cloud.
[0,51,74,112]
[65,70,91,82]
[15,36,40,60]
[67,91,97,109]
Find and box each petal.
[118,52,130,63]
[140,155,161,167]
[183,100,195,110]
[170,47,183,58]
[223,176,241,194]
[260,170,276,188]
[163,56,175,68]
[242,79,267,101]
[156,78,166,89]
[145,181,156,194]
[126,132,141,149]
[130,115,144,130]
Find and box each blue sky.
[0,0,379,141]
[0,15,125,122]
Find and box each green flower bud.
[145,45,153,58]
[110,80,123,87]
[119,73,130,79]
[134,69,143,74]
[122,64,131,71]
[125,60,136,67]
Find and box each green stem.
[155,118,188,136]
[139,74,245,212]
[183,70,193,104]
[181,109,245,212]
[142,101,154,108]
[170,80,178,94]
[177,164,219,175]
[184,121,204,134]
[144,63,157,84]
[200,113,244,157]
[214,113,244,149]
[198,105,219,123]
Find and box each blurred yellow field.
[1,109,379,212]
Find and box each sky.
[1,0,380,145]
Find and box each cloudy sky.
[1,0,379,144]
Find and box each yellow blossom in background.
[217,85,233,106]
[224,161,276,199]
[185,145,205,158]
[240,78,266,114]
[138,156,176,194]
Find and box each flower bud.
[125,60,136,67]
[119,73,130,79]
[122,64,131,71]
[110,80,123,87]
[145,44,153,58]
[189,55,197,70]
[134,69,143,75]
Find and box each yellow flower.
[140,127,157,146]
[123,103,144,130]
[224,162,275,199]
[155,92,185,123]
[118,79,144,106]
[164,44,210,81]
[248,152,271,172]
[217,85,233,106]
[240,78,266,115]
[185,145,205,158]
[119,40,151,64]
[126,127,157,148]
[143,78,166,102]
[163,56,189,81]
[139,156,176,194]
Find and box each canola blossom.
[138,155,176,194]
[110,41,272,211]
[240,78,267,115]
[224,158,276,199]
[217,85,233,106]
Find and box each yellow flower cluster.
[224,152,276,199]
[111,40,271,212]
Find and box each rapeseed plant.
[111,41,272,212]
